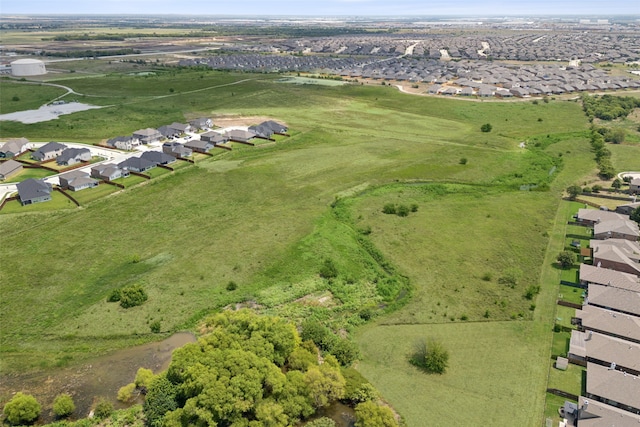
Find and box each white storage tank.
[11,59,47,76]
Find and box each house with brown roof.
[0,159,23,180]
[594,218,639,241]
[576,208,626,227]
[575,305,640,344]
[585,362,640,414]
[575,396,640,427]
[579,264,640,293]
[591,239,640,276]
[586,284,640,317]
[569,330,640,375]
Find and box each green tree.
[612,178,622,190]
[117,383,136,402]
[557,251,575,269]
[319,259,338,279]
[305,417,336,427]
[354,401,398,427]
[94,399,113,420]
[382,203,396,214]
[303,364,346,408]
[135,367,154,388]
[610,128,625,144]
[3,392,41,425]
[630,206,640,225]
[118,284,148,308]
[480,123,492,132]
[566,185,582,200]
[410,338,449,374]
[53,393,75,418]
[143,374,178,427]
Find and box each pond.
[0,332,196,423]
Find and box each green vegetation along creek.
[1,67,638,426]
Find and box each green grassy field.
[0,68,626,426]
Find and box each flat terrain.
[1,66,639,425]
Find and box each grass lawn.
[547,360,585,396]
[551,331,571,358]
[544,393,572,426]
[70,183,120,206]
[554,305,577,330]
[0,192,76,214]
[114,174,147,188]
[577,194,635,211]
[3,167,55,183]
[558,284,584,305]
[145,166,172,179]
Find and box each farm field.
[2,67,636,426]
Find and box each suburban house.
[579,263,640,293]
[0,160,23,180]
[56,147,92,166]
[200,131,229,145]
[585,362,640,414]
[157,125,182,139]
[590,239,640,276]
[574,304,640,344]
[575,396,640,427]
[616,202,640,216]
[593,218,640,241]
[162,142,192,158]
[248,123,274,139]
[31,141,67,161]
[225,129,256,143]
[140,151,176,165]
[118,157,157,173]
[16,178,52,205]
[585,283,640,317]
[58,170,98,191]
[185,139,214,153]
[106,135,140,150]
[133,128,163,144]
[576,208,626,227]
[569,330,640,375]
[189,118,212,130]
[168,122,191,134]
[630,178,640,194]
[0,137,31,158]
[91,163,129,181]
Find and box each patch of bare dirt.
[211,114,284,128]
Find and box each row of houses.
[29,141,92,166]
[559,207,640,426]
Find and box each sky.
[2,0,639,16]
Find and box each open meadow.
[2,66,636,425]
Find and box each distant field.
[0,68,607,426]
[0,80,67,114]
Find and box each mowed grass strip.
[356,321,549,427]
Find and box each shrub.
[354,401,398,427]
[591,184,602,193]
[331,338,360,366]
[525,285,541,300]
[93,400,113,420]
[53,393,75,418]
[306,417,336,427]
[150,320,161,333]
[410,338,449,374]
[135,367,155,388]
[3,392,41,425]
[118,284,148,308]
[396,205,410,217]
[226,281,238,291]
[382,203,396,214]
[107,288,121,302]
[319,259,338,279]
[557,251,575,269]
[117,383,136,402]
[410,204,418,212]
[566,185,581,200]
[481,272,492,282]
[12,95,20,102]
[459,157,468,165]
[480,123,492,132]
[143,374,178,427]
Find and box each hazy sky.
[3,0,639,15]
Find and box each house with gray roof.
[162,142,192,158]
[200,131,229,145]
[0,137,31,158]
[31,141,67,161]
[248,124,274,139]
[575,305,640,344]
[58,170,98,191]
[576,208,625,227]
[157,125,181,139]
[140,151,176,166]
[0,160,23,180]
[118,157,157,173]
[260,120,288,134]
[91,163,129,181]
[630,178,640,194]
[16,178,52,205]
[225,129,257,143]
[167,122,191,134]
[189,118,213,130]
[594,218,640,242]
[132,128,162,144]
[591,239,640,276]
[569,330,640,375]
[185,139,214,153]
[56,148,91,166]
[616,202,640,216]
[107,135,140,151]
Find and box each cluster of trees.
[2,392,75,425]
[139,310,398,427]
[108,284,148,308]
[582,94,640,121]
[39,48,140,58]
[594,126,626,144]
[589,129,616,180]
